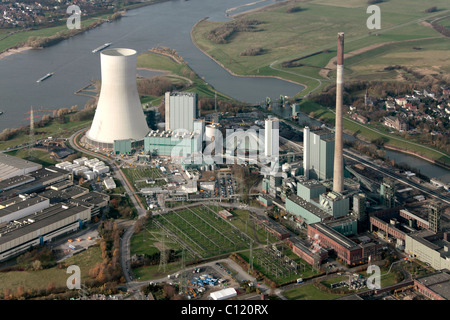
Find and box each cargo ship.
[36,72,54,83]
[92,43,111,53]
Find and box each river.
[0,0,301,131]
[0,0,448,182]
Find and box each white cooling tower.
[86,48,149,148]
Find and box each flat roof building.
[414,270,450,300]
[0,195,50,224]
[308,222,382,266]
[0,154,42,181]
[285,194,331,225]
[144,129,202,158]
[0,203,91,262]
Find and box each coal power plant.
[85,48,150,150]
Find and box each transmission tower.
[158,228,169,272]
[24,106,40,160]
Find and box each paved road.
[68,127,147,289]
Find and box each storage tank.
[86,48,149,149]
[205,124,221,155]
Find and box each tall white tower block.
[86,48,149,148]
[264,117,279,158]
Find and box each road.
[68,127,147,289]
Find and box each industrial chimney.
[303,126,310,179]
[333,33,344,193]
[86,48,149,149]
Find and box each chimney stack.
[333,32,344,193]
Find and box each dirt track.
[319,36,443,79]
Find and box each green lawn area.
[0,245,102,292]
[121,166,166,190]
[283,283,345,300]
[137,51,234,101]
[0,114,92,151]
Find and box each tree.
[32,259,42,271]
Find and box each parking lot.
[52,228,100,262]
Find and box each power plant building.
[165,92,197,132]
[304,128,335,181]
[264,117,279,158]
[144,129,202,157]
[86,48,150,149]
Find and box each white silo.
[303,126,310,179]
[86,48,149,149]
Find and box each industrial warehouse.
[0,156,110,263]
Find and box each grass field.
[283,283,344,300]
[137,51,235,102]
[191,0,450,96]
[0,245,102,292]
[154,205,253,259]
[121,166,166,190]
[0,114,92,151]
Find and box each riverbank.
[0,0,168,60]
[0,46,32,60]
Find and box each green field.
[191,0,450,96]
[0,246,102,293]
[137,51,235,102]
[121,166,166,189]
[154,205,253,259]
[283,283,344,300]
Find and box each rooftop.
[287,194,330,221]
[0,203,90,246]
[0,154,41,179]
[0,195,48,218]
[415,270,450,300]
[310,222,359,250]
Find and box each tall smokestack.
[333,32,344,193]
[303,126,310,179]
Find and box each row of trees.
[87,219,124,285]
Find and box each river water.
[0,0,300,131]
[0,0,448,182]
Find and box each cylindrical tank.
[205,124,221,155]
[86,48,149,148]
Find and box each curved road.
[69,127,147,288]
